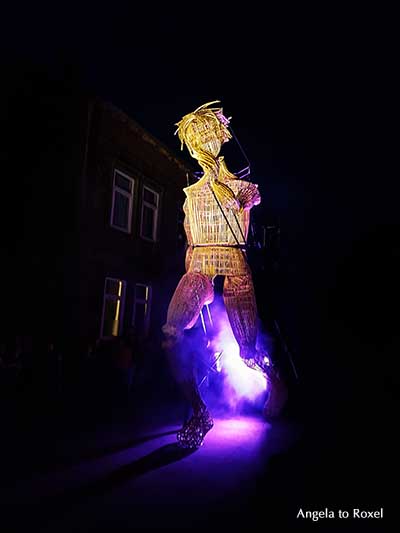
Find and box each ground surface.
[0,369,391,532]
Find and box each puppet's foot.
[263,366,288,420]
[243,351,272,375]
[243,352,288,420]
[177,407,214,449]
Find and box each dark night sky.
[1,5,398,355]
[2,4,394,223]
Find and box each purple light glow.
[204,416,269,450]
[208,298,267,410]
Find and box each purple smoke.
[206,297,267,411]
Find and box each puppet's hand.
[224,195,241,211]
[236,183,261,210]
[211,179,241,211]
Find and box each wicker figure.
[162,102,287,448]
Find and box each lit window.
[140,186,159,241]
[100,277,126,338]
[110,169,135,233]
[132,283,152,335]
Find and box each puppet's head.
[175,101,232,160]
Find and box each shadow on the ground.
[53,429,179,469]
[48,443,195,509]
[0,428,179,482]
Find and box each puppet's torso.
[183,178,257,277]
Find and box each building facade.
[4,66,192,363]
[78,99,191,350]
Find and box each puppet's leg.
[223,273,288,419]
[162,272,214,448]
[223,273,258,359]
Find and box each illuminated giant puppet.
[162,102,287,449]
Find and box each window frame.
[140,185,160,242]
[110,169,135,234]
[132,283,152,336]
[100,277,127,339]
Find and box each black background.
[1,3,398,529]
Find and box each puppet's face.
[186,116,229,159]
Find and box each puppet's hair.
[175,101,237,207]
